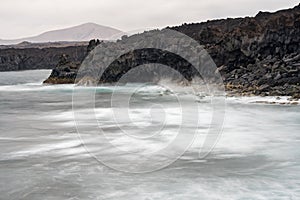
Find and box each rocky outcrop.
[43,54,81,84]
[44,4,300,98]
[43,39,101,84]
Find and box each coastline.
[1,69,298,105]
[226,95,299,105]
[42,5,300,99]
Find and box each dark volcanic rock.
[44,4,300,96]
[43,54,81,84]
[43,39,102,84]
[171,4,300,96]
[0,45,86,71]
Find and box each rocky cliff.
[43,4,300,98]
[171,4,300,97]
[0,45,87,71]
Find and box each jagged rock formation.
[43,39,101,84]
[44,4,300,97]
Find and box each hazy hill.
[0,23,123,45]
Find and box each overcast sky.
[0,0,299,39]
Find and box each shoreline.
[42,4,300,98]
[226,95,299,105]
[2,69,298,105]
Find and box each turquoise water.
[0,70,299,199]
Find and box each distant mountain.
[0,23,123,45]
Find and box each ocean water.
[0,70,299,200]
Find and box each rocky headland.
[5,4,300,98]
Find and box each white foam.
[227,96,299,105]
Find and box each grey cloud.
[0,0,299,39]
